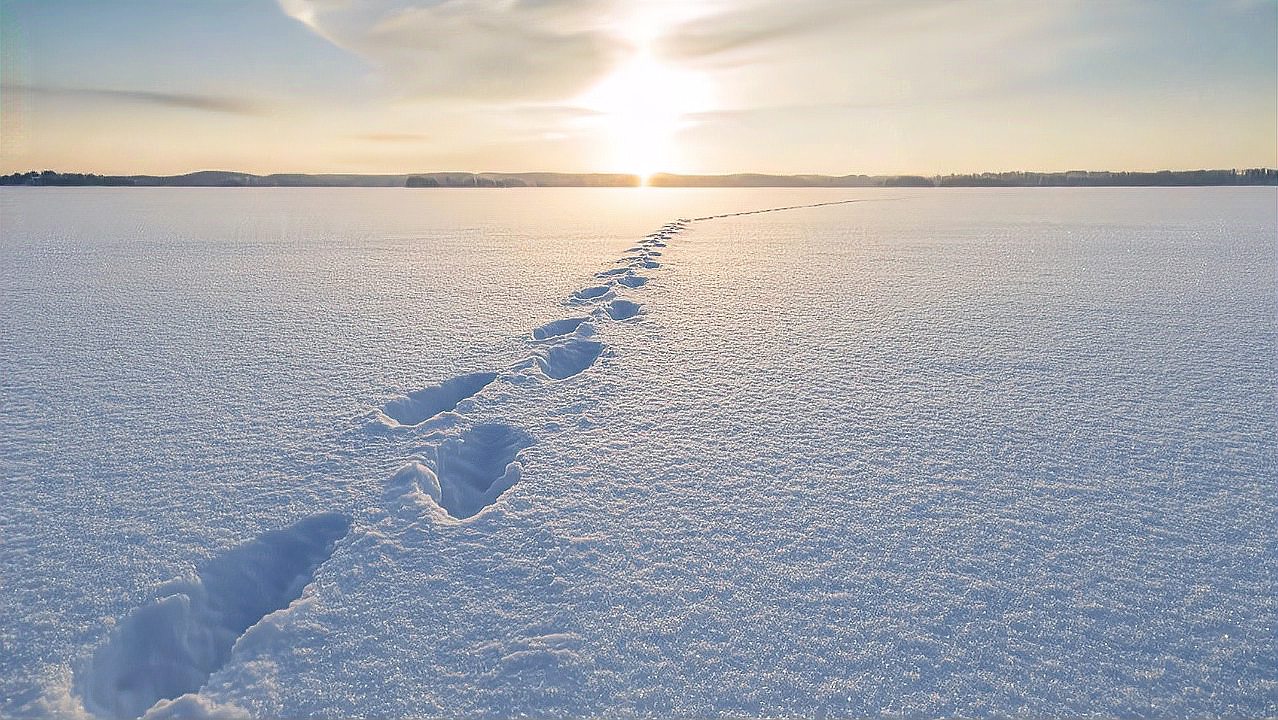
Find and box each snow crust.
[2,187,1275,718]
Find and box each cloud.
[277,0,626,102]
[658,0,1083,63]
[271,0,1098,114]
[2,83,264,115]
[656,0,860,63]
[648,0,1110,113]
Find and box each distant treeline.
[643,173,937,187]
[0,171,136,186]
[406,175,525,188]
[3,168,1276,188]
[935,168,1278,187]
[0,170,639,188]
[405,172,645,187]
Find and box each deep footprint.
[432,423,534,519]
[604,299,641,320]
[616,274,647,288]
[382,371,497,426]
[571,285,612,302]
[535,338,603,380]
[76,513,351,720]
[532,317,588,340]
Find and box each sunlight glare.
[577,48,711,182]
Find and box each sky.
[1,0,1275,176]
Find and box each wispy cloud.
[653,0,1111,113]
[277,0,624,102]
[2,83,265,115]
[657,1,851,63]
[273,0,1102,114]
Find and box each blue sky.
[1,0,1275,175]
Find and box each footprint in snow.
[388,423,534,520]
[569,285,613,304]
[76,513,351,720]
[380,371,497,427]
[604,299,641,320]
[531,316,590,340]
[535,338,604,380]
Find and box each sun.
[576,49,711,183]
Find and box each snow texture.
[2,187,1275,718]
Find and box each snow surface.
[1,187,1275,718]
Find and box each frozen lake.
[1,187,1275,718]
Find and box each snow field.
[69,219,685,718]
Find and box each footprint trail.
[691,196,901,221]
[71,200,877,716]
[375,218,692,521]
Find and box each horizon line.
[4,166,1278,179]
